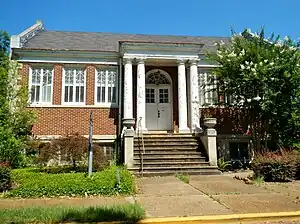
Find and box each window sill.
[29,103,53,107]
[94,103,119,108]
[28,104,119,108]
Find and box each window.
[198,70,218,107]
[63,68,85,104]
[30,67,53,104]
[96,68,117,105]
[146,88,155,103]
[229,142,249,160]
[159,89,169,103]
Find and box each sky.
[2,0,300,40]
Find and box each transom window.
[146,70,170,85]
[30,67,53,104]
[63,68,85,104]
[96,68,117,104]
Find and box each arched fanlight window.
[146,70,171,85]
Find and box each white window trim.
[198,70,219,108]
[94,68,118,107]
[28,66,54,106]
[62,67,86,106]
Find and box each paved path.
[135,175,300,217]
[134,176,231,217]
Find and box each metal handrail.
[137,117,145,177]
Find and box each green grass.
[175,173,190,184]
[252,175,265,186]
[0,204,145,224]
[5,165,135,198]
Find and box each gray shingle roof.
[22,30,229,52]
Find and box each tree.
[0,31,35,167]
[208,28,300,152]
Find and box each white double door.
[146,85,172,130]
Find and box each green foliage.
[37,134,109,171]
[251,150,299,182]
[0,31,35,167]
[0,163,11,192]
[175,173,190,184]
[0,204,145,224]
[0,127,24,168]
[217,158,231,172]
[5,165,135,198]
[251,174,264,186]
[208,28,300,150]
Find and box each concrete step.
[129,166,221,176]
[135,137,198,141]
[133,161,209,167]
[134,151,201,155]
[134,142,198,148]
[134,158,206,163]
[134,154,205,160]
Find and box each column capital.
[189,59,199,66]
[177,59,186,65]
[123,57,133,65]
[136,57,146,64]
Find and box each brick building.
[10,21,249,175]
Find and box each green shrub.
[37,134,109,171]
[0,127,24,168]
[5,165,135,198]
[251,150,298,182]
[217,158,231,172]
[0,162,11,192]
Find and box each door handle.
[158,110,160,118]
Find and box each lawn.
[0,204,145,224]
[5,165,135,198]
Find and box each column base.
[179,128,190,133]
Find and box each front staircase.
[129,133,220,176]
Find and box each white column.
[123,58,133,119]
[177,60,190,133]
[136,59,147,131]
[189,60,201,132]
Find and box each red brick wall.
[200,108,247,135]
[21,63,118,136]
[86,65,95,105]
[29,107,118,136]
[53,64,62,105]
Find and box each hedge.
[251,150,300,182]
[5,165,135,198]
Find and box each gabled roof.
[21,30,229,53]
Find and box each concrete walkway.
[135,175,300,217]
[134,176,231,217]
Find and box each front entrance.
[145,69,172,131]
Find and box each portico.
[122,55,201,133]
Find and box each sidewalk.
[134,174,300,217]
[1,174,300,219]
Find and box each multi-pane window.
[198,70,218,107]
[96,68,117,104]
[146,88,155,103]
[159,89,169,103]
[30,67,53,104]
[63,68,85,103]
